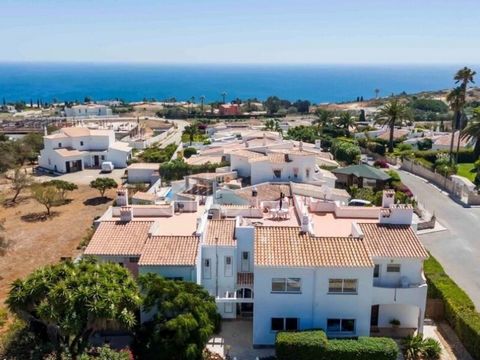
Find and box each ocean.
[0,63,474,104]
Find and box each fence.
[401,158,480,206]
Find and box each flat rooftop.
[310,212,378,237]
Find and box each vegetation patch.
[276,330,398,360]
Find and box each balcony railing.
[372,282,427,307]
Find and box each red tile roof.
[138,236,199,266]
[84,221,153,256]
[205,220,236,246]
[359,223,428,259]
[255,226,373,268]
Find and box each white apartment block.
[85,176,428,346]
[38,127,131,173]
[64,104,112,118]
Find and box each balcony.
[215,290,254,304]
[372,282,427,307]
[237,272,254,287]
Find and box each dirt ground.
[0,183,114,305]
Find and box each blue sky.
[1,0,480,64]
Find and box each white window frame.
[224,256,233,277]
[203,258,211,279]
[328,279,358,294]
[241,251,250,272]
[271,277,302,294]
[387,264,401,273]
[327,318,356,333]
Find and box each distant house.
[219,104,240,116]
[432,131,473,151]
[38,127,131,173]
[64,104,112,118]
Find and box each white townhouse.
[64,104,112,118]
[84,180,428,347]
[38,127,132,173]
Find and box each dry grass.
[0,184,114,305]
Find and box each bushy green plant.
[331,139,361,164]
[434,156,457,176]
[275,330,398,360]
[402,335,441,360]
[183,147,198,158]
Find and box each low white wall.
[223,207,263,218]
[112,205,174,217]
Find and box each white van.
[101,161,114,173]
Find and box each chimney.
[381,189,395,208]
[120,206,134,222]
[300,212,314,235]
[379,204,414,225]
[299,141,303,151]
[116,187,129,206]
[262,133,267,146]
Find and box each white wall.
[201,245,237,298]
[230,154,253,178]
[253,266,373,345]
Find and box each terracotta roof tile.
[359,223,428,259]
[84,220,153,256]
[138,236,199,266]
[255,226,373,268]
[205,220,236,246]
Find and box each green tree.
[446,87,466,164]
[264,96,281,115]
[89,178,118,198]
[375,99,412,153]
[7,260,140,358]
[135,274,219,360]
[183,147,197,159]
[183,123,199,146]
[8,168,33,203]
[336,111,356,137]
[30,183,62,216]
[461,107,480,158]
[44,180,78,201]
[313,109,333,134]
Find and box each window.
[273,169,282,179]
[80,141,84,146]
[224,256,233,277]
[272,278,301,293]
[271,318,298,332]
[58,142,62,147]
[241,251,250,272]
[129,257,139,263]
[373,264,380,278]
[203,258,211,279]
[328,279,358,294]
[327,319,356,333]
[387,264,401,273]
[101,155,105,160]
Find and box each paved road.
[398,170,480,309]
[158,119,187,149]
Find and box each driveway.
[35,168,125,186]
[398,170,480,309]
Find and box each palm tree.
[375,99,412,153]
[221,91,227,104]
[336,111,356,137]
[446,87,466,164]
[453,67,476,161]
[461,108,480,158]
[313,109,333,134]
[184,122,198,145]
[200,95,205,114]
[374,89,380,99]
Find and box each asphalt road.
[398,170,480,309]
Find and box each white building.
[64,104,112,118]
[85,180,428,347]
[38,127,132,173]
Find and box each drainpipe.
[215,236,219,298]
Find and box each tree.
[336,111,355,137]
[89,178,118,198]
[264,96,281,115]
[183,147,197,159]
[461,107,480,158]
[374,88,380,99]
[135,274,219,360]
[7,260,140,358]
[183,123,199,146]
[446,87,466,164]
[313,109,333,133]
[292,99,310,113]
[44,180,78,201]
[31,183,62,216]
[8,168,33,203]
[375,99,412,153]
[359,109,366,123]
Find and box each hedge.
[424,255,480,359]
[413,149,478,164]
[275,331,398,360]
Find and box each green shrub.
[183,147,197,158]
[276,331,328,360]
[275,330,398,360]
[0,308,7,327]
[331,139,361,164]
[424,255,480,359]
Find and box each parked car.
[348,199,372,207]
[101,161,114,173]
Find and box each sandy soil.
[0,184,114,305]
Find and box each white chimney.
[300,212,314,235]
[116,187,129,206]
[120,206,134,222]
[381,190,395,208]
